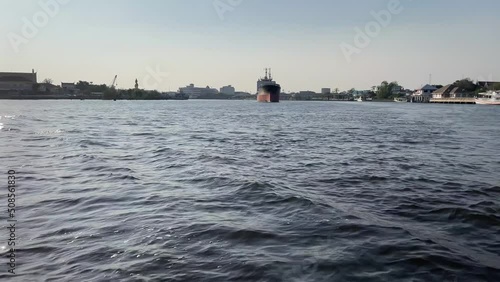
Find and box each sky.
[1,0,499,92]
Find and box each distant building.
[414,84,437,97]
[0,70,37,91]
[391,85,403,94]
[321,88,331,94]
[220,85,236,95]
[61,82,78,94]
[163,91,178,99]
[179,84,219,98]
[234,91,252,98]
[352,90,371,97]
[38,83,60,94]
[390,85,408,96]
[280,93,292,100]
[294,91,316,100]
[433,84,470,99]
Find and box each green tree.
[145,90,162,100]
[76,81,91,91]
[103,87,118,100]
[376,81,400,99]
[332,88,340,100]
[453,78,477,92]
[75,81,108,93]
[43,78,53,84]
[491,82,500,90]
[130,89,146,100]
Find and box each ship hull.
[475,99,500,105]
[257,85,281,103]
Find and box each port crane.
[110,75,118,89]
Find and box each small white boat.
[356,97,363,102]
[476,91,500,105]
[394,97,407,102]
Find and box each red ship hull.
[257,85,281,103]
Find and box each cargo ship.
[257,68,281,103]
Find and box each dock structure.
[410,95,431,103]
[429,98,476,104]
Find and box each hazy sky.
[1,0,499,92]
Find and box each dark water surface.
[1,100,499,281]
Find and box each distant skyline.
[1,0,500,92]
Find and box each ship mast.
[265,68,268,80]
[269,68,272,80]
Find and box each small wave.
[469,201,499,214]
[198,154,238,164]
[132,132,155,136]
[484,185,500,195]
[21,136,59,141]
[34,129,65,135]
[38,198,83,208]
[226,229,279,241]
[152,147,172,154]
[179,176,235,187]
[232,181,277,196]
[2,127,20,132]
[13,246,60,255]
[79,140,114,148]
[110,174,140,181]
[36,227,88,239]
[184,224,280,243]
[426,207,500,227]
[81,166,135,174]
[265,195,317,208]
[317,175,389,184]
[80,195,133,206]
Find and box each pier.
[429,98,476,104]
[410,95,431,103]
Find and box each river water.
[0,100,499,281]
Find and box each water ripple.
[1,100,499,281]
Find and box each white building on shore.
[220,85,235,95]
[179,84,219,98]
[61,82,79,95]
[414,84,438,97]
[0,70,37,91]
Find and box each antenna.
[269,68,272,80]
[265,68,268,79]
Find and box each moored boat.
[476,91,500,105]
